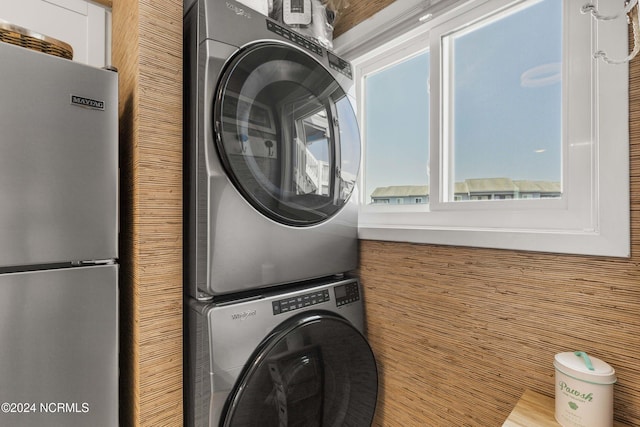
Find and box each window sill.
[357,222,630,258]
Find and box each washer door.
[221,312,378,427]
[214,43,360,226]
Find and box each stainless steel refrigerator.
[0,41,118,426]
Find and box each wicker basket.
[0,19,73,60]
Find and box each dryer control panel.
[265,20,353,80]
[266,20,322,56]
[334,281,360,307]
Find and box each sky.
[364,0,562,201]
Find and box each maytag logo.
[226,1,251,18]
[71,95,105,111]
[231,309,257,321]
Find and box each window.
[347,0,629,256]
[363,47,430,203]
[441,0,562,202]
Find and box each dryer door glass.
[221,312,378,427]
[215,43,360,226]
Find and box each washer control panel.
[272,289,330,315]
[334,281,360,307]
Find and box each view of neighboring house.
[370,178,561,204]
[369,185,429,205]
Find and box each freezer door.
[0,42,118,267]
[0,265,118,427]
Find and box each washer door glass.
[215,43,360,226]
[221,312,378,427]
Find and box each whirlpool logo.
[226,1,251,18]
[231,309,257,321]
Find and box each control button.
[266,20,323,57]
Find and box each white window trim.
[341,0,629,257]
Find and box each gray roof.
[371,179,561,198]
[454,182,469,193]
[465,177,518,193]
[513,180,561,193]
[370,185,428,198]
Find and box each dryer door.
[214,42,360,226]
[221,312,378,427]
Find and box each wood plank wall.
[333,0,394,36]
[93,0,113,8]
[112,0,184,425]
[345,1,640,426]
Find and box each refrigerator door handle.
[72,259,117,266]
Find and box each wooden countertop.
[503,389,626,427]
[503,390,561,427]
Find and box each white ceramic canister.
[554,351,617,427]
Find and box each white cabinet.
[0,0,110,67]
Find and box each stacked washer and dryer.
[183,0,378,426]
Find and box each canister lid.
[554,351,617,385]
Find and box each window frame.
[348,0,630,257]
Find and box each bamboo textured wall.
[357,30,640,427]
[333,0,394,36]
[112,0,184,425]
